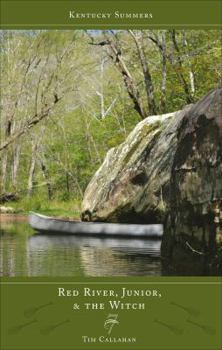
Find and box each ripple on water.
[0,223,162,276]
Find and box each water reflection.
[29,235,161,253]
[0,221,162,276]
[29,235,161,276]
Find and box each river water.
[0,220,162,276]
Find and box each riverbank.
[0,198,81,220]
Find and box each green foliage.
[0,29,221,215]
[7,197,81,218]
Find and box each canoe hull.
[28,212,163,238]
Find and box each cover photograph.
[0,1,221,349]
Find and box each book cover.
[0,1,221,350]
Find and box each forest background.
[0,30,221,217]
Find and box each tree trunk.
[27,152,36,197]
[39,158,53,200]
[160,32,167,112]
[171,30,194,104]
[107,40,146,119]
[182,31,195,98]
[1,151,8,193]
[129,30,157,115]
[11,144,21,190]
[146,31,168,113]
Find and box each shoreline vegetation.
[0,198,81,219]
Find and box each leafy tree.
[0,29,221,209]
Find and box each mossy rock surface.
[82,89,222,233]
[81,108,192,223]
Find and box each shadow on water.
[0,221,162,276]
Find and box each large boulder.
[81,106,192,223]
[162,88,222,274]
[82,89,222,228]
[81,88,222,274]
